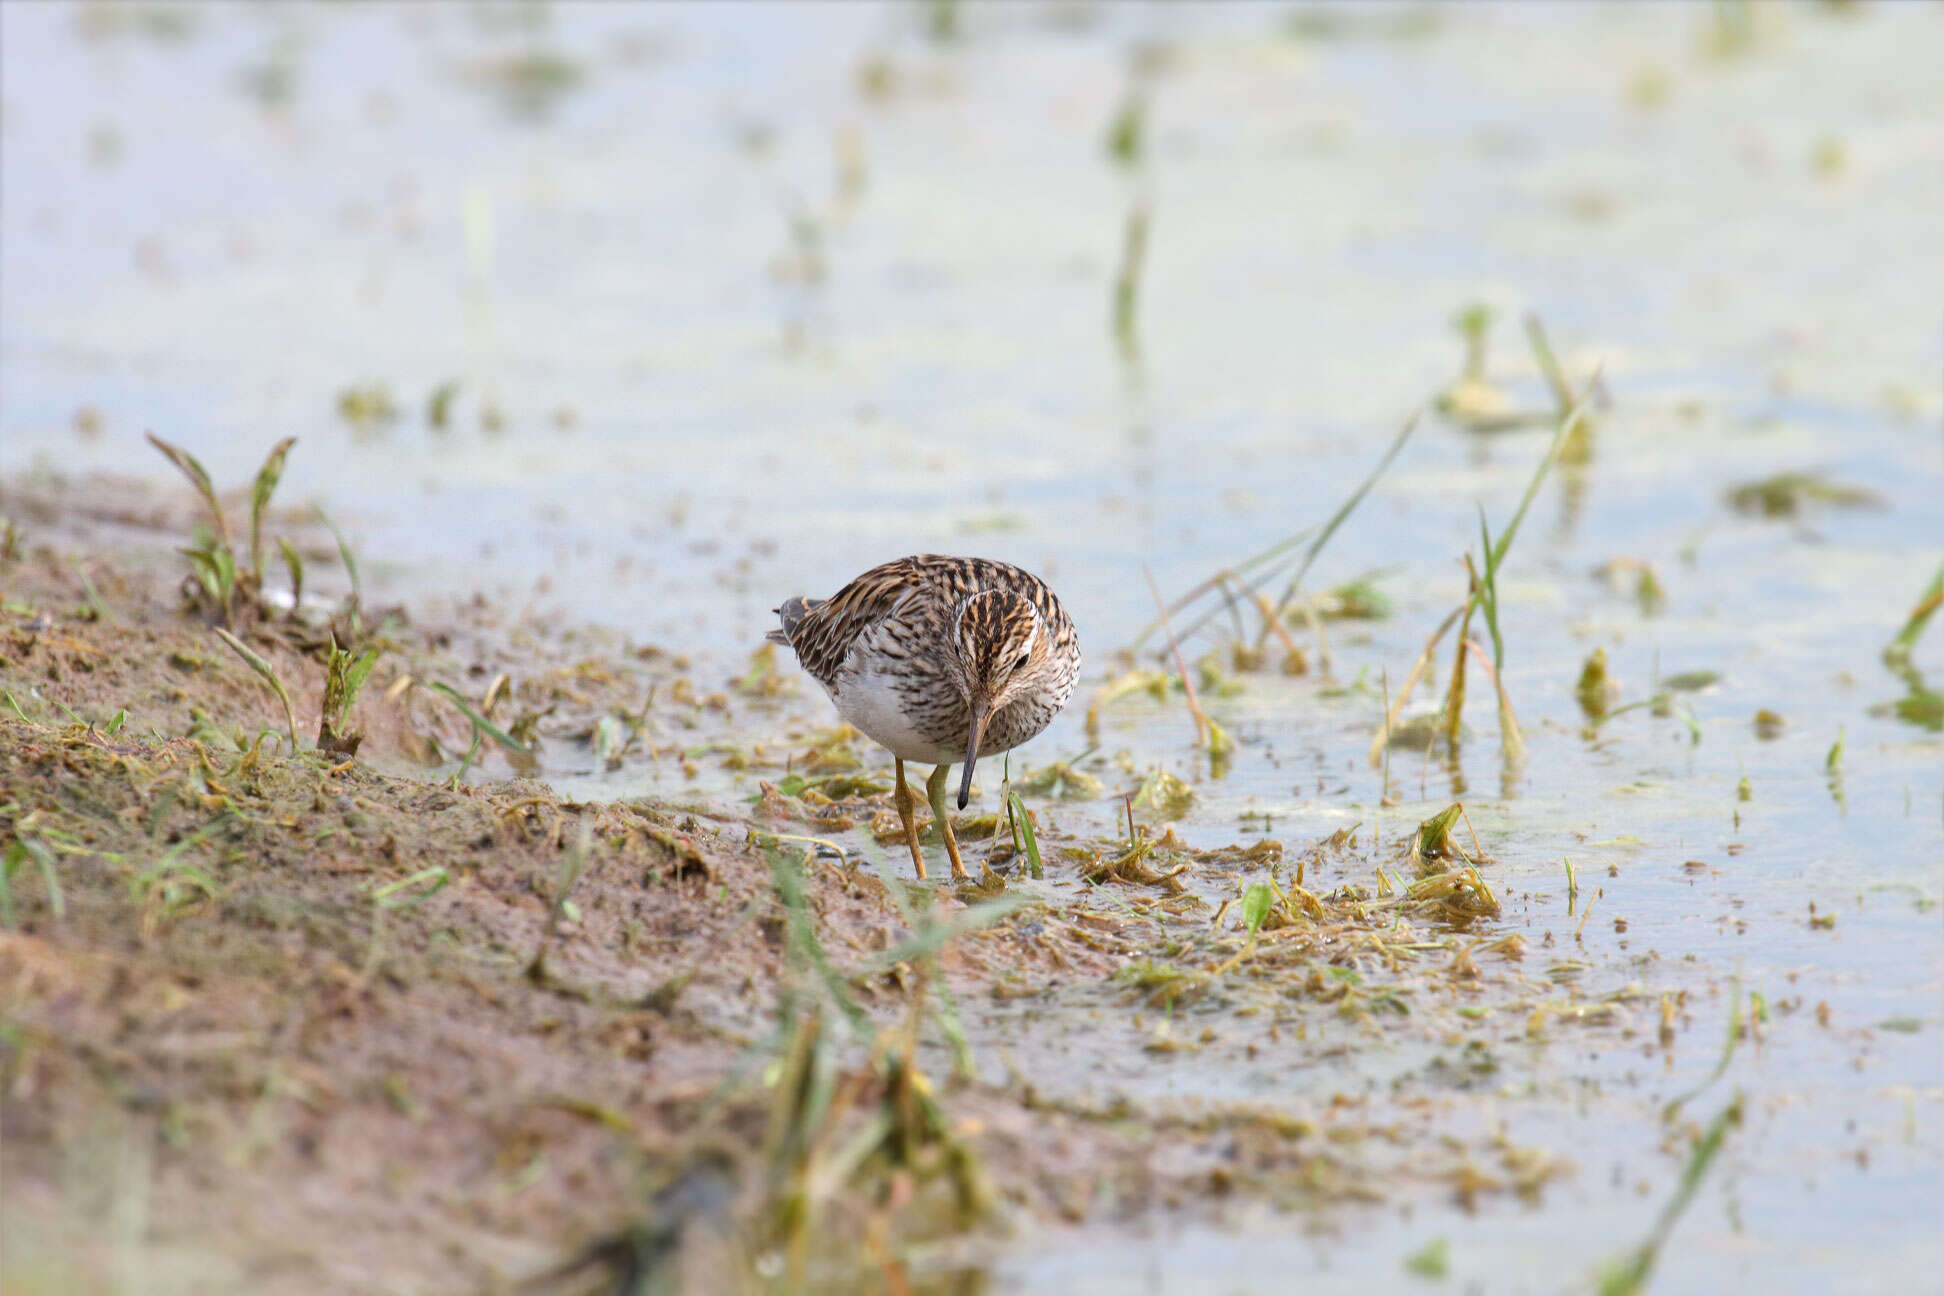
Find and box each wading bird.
[769,555,1080,878]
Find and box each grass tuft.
[319,636,381,758]
[147,432,298,628]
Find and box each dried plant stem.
[1142,564,1213,748]
[1442,564,1481,747]
[1462,636,1526,760]
[1133,554,1293,655]
[1368,602,1466,765]
[1456,801,1485,863]
[1248,589,1306,662]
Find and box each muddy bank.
[0,521,1060,1292]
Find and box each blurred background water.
[3,2,1941,1290]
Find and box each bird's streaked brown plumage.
[768,554,1080,878]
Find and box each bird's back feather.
[769,555,1073,690]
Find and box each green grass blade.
[344,649,381,714]
[71,559,113,622]
[1264,412,1420,630]
[1007,791,1043,879]
[1524,314,1577,413]
[145,431,229,548]
[1885,564,1943,663]
[370,866,449,909]
[928,971,978,1079]
[1477,506,1504,670]
[22,837,64,921]
[1598,1097,1742,1296]
[277,536,304,610]
[0,843,19,928]
[1489,388,1593,576]
[762,844,867,1030]
[1105,93,1145,167]
[247,436,296,583]
[2,691,40,726]
[1662,981,1743,1121]
[426,682,536,773]
[315,504,363,611]
[1240,881,1274,937]
[1111,200,1150,363]
[212,627,299,752]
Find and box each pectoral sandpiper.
[768,554,1081,879]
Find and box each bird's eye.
[1014,651,1031,671]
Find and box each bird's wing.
[781,555,942,685]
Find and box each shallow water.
[4,2,1941,1289]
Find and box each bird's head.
[950,589,1050,808]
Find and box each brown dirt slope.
[0,531,1159,1294]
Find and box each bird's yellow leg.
[926,762,968,879]
[895,758,927,879]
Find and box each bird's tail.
[767,596,822,647]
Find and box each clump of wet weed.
[140,435,415,765]
[1594,556,1666,615]
[1725,470,1883,518]
[335,383,399,432]
[1433,310,1602,444]
[1434,303,1518,429]
[1074,831,1191,892]
[1011,757,1104,800]
[1576,647,1617,719]
[464,49,587,121]
[1115,957,1210,1010]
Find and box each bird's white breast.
[830,658,959,764]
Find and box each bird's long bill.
[958,699,990,810]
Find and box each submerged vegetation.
[1107,315,1605,778]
